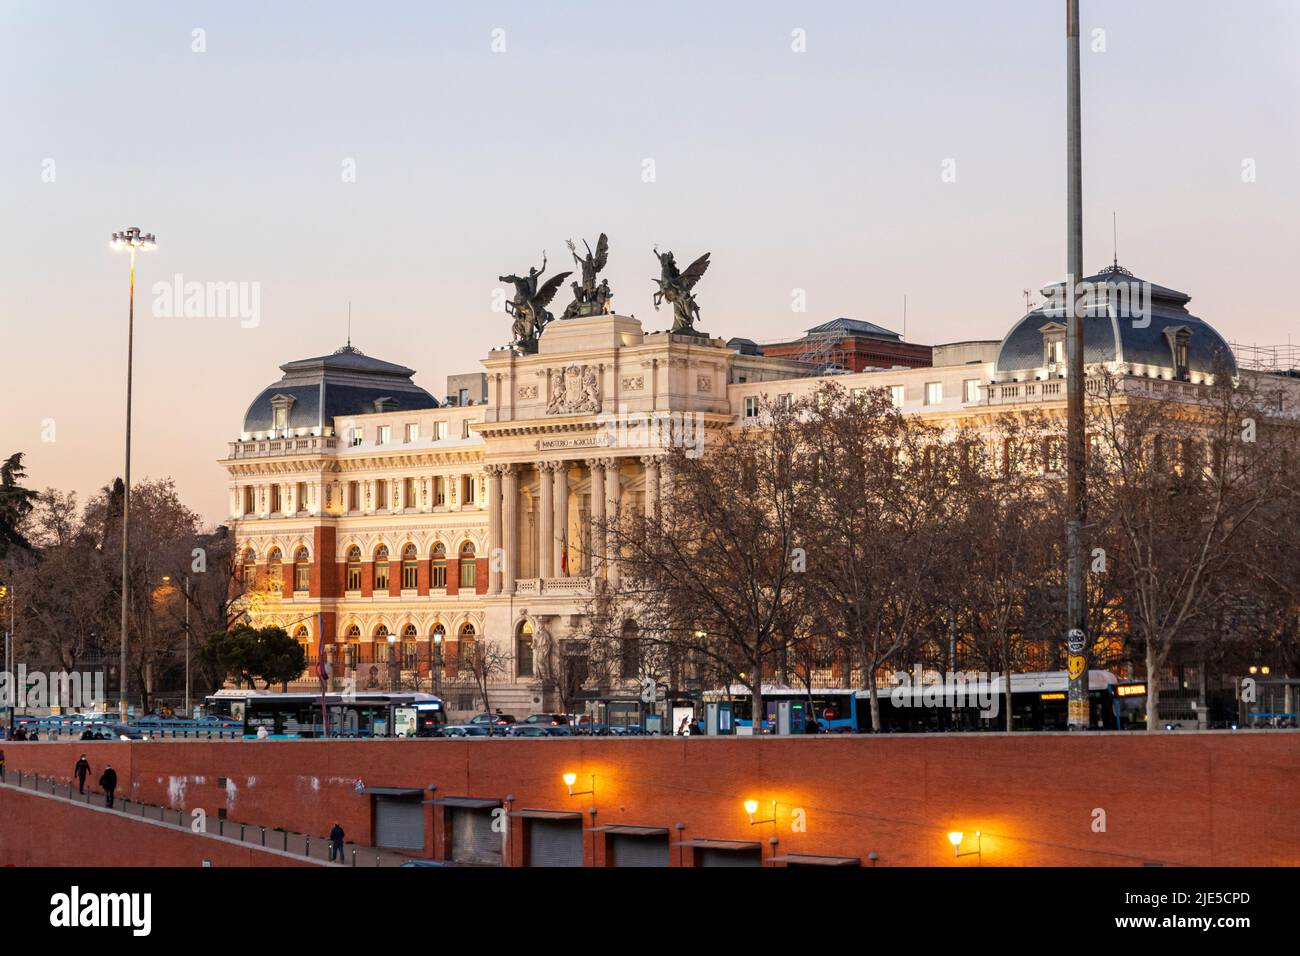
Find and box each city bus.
[204,690,448,738]
[710,670,1124,733]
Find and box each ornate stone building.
[222,268,1299,719]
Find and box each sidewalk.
[0,768,412,867]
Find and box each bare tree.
[1087,364,1287,729]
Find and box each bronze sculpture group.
[501,233,710,351]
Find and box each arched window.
[346,546,362,591]
[431,543,447,589]
[402,623,418,668]
[375,624,390,663]
[267,548,283,590]
[517,619,534,678]
[242,549,257,591]
[294,547,310,592]
[294,625,310,661]
[374,545,390,590]
[344,624,361,668]
[401,543,418,589]
[459,542,477,589]
[458,622,477,661]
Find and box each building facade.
[222,268,1299,720]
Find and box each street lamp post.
[163,574,192,717]
[388,633,399,692]
[111,226,157,723]
[433,631,443,698]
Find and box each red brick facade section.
[4,734,1297,867]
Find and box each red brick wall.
[4,733,1297,866]
[313,526,338,598]
[0,786,310,867]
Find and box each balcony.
[226,436,339,459]
[512,577,595,596]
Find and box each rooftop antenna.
[1112,210,1118,269]
[902,294,908,340]
[347,301,352,349]
[1023,288,1034,313]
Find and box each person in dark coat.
[328,823,345,863]
[74,754,91,794]
[99,765,117,808]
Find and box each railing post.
[351,848,356,867]
[261,827,266,847]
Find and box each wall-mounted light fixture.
[744,799,775,826]
[562,772,594,797]
[948,830,981,859]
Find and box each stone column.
[586,458,606,578]
[486,465,503,596]
[604,457,621,587]
[502,464,519,593]
[552,461,569,576]
[538,463,554,579]
[641,455,660,522]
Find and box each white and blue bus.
[205,690,448,738]
[710,670,1125,733]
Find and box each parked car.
[443,724,492,738]
[506,724,550,738]
[543,725,574,737]
[518,713,570,728]
[467,713,516,736]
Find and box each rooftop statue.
[561,233,612,319]
[652,246,711,334]
[500,251,571,351]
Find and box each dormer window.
[1164,326,1192,380]
[1039,322,1067,368]
[269,394,296,435]
[372,396,398,414]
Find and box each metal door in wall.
[610,833,669,867]
[374,796,424,850]
[449,807,502,865]
[526,819,583,867]
[696,847,762,867]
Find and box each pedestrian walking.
[99,765,117,808]
[328,823,345,863]
[74,754,91,794]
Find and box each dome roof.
[995,265,1235,380]
[241,345,439,438]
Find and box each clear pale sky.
[2,0,1297,525]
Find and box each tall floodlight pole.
[1065,3,1089,730]
[111,226,158,722]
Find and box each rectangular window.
[889,385,905,408]
[459,388,470,406]
[404,423,419,443]
[963,379,980,404]
[462,419,475,439]
[242,486,255,515]
[434,476,447,506]
[432,560,446,589]
[434,421,448,441]
[295,560,310,592]
[403,478,416,510]
[375,481,388,511]
[743,396,758,419]
[347,481,360,512]
[296,482,309,513]
[925,382,943,406]
[377,425,391,445]
[778,393,793,410]
[269,485,282,514]
[349,427,363,447]
[463,475,477,504]
[374,562,389,591]
[346,562,361,592]
[1049,339,1066,365]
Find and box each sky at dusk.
[2,0,1297,525]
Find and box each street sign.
[1066,628,1086,655]
[639,678,656,704]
